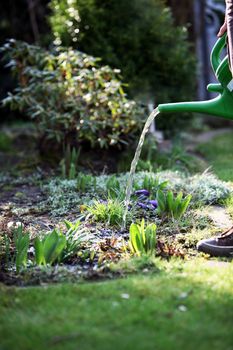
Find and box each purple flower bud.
[137,202,149,210]
[148,200,158,208]
[100,199,108,204]
[134,189,150,197]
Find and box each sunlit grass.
[0,258,233,350]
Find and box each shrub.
[1,40,144,150]
[49,0,196,134]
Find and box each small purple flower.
[137,202,149,210]
[134,189,150,197]
[148,199,158,209]
[99,199,108,204]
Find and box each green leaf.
[119,86,125,96]
[159,181,168,190]
[135,233,144,256]
[140,218,145,244]
[129,223,141,255]
[34,238,45,265]
[145,223,157,253]
[64,220,73,230]
[179,194,192,218]
[69,163,76,179]
[167,190,174,214]
[15,233,30,273]
[173,192,183,218]
[129,221,157,256]
[157,190,166,213]
[43,230,66,265]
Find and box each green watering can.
[158,33,233,120]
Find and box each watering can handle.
[211,33,227,73]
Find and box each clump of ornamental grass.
[87,199,130,227]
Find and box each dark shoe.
[197,227,233,257]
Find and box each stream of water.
[122,107,160,228]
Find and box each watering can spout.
[157,33,233,121]
[158,90,233,120]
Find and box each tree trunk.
[166,0,195,40]
[166,0,194,25]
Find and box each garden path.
[191,127,233,231]
[194,128,231,143]
[185,127,232,152]
[207,205,232,229]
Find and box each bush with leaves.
[49,0,196,135]
[1,40,144,150]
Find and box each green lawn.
[1,259,233,350]
[198,132,233,181]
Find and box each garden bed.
[1,164,232,286]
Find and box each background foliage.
[49,0,196,134]
[1,0,197,135]
[0,0,50,121]
[1,40,144,150]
